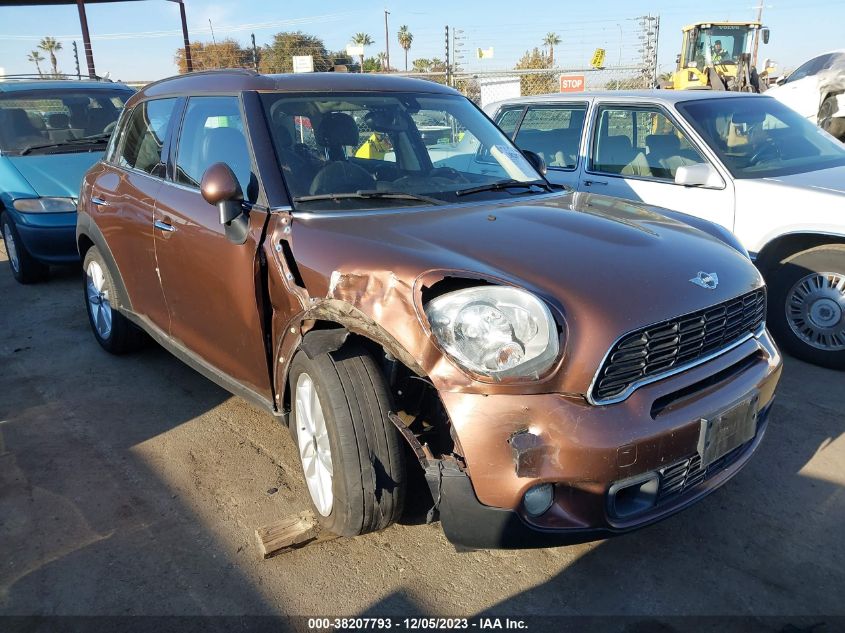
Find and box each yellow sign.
[591,48,606,69]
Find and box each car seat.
[0,108,47,148]
[309,112,374,196]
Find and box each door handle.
[91,196,110,206]
[583,179,608,186]
[154,219,176,233]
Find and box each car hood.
[733,165,845,251]
[289,191,763,395]
[6,153,103,199]
[759,164,845,195]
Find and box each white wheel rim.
[4,222,20,273]
[295,372,333,516]
[85,260,113,339]
[786,271,845,351]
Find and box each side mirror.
[762,28,770,45]
[522,149,547,176]
[200,162,249,244]
[674,163,723,188]
[776,76,787,86]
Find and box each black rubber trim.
[121,309,277,415]
[76,212,133,311]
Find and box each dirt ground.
[0,248,843,622]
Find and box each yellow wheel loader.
[668,22,770,92]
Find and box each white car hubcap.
[786,271,845,351]
[295,372,333,516]
[86,260,113,339]
[4,223,20,273]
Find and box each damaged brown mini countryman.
[77,70,782,548]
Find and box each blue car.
[0,79,134,283]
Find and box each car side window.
[117,98,177,176]
[591,105,706,181]
[513,104,587,170]
[174,96,256,201]
[495,108,524,138]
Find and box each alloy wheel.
[295,372,334,516]
[86,260,113,340]
[786,271,845,351]
[3,222,20,274]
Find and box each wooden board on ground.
[255,510,339,559]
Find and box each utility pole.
[445,25,451,87]
[384,10,390,71]
[752,0,764,68]
[75,0,96,78]
[72,41,81,80]
[251,33,259,71]
[209,19,217,45]
[176,0,193,73]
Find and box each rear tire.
[767,245,845,369]
[2,212,49,284]
[82,246,143,354]
[288,343,406,536]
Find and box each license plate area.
[697,392,760,468]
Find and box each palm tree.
[38,36,62,77]
[397,25,413,71]
[543,32,561,67]
[27,50,45,76]
[376,51,387,72]
[351,33,374,72]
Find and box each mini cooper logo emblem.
[690,271,719,289]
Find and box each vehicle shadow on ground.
[359,356,844,618]
[0,260,278,615]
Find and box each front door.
[581,102,735,232]
[153,95,273,404]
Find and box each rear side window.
[117,98,177,176]
[174,96,255,200]
[514,105,587,170]
[495,108,524,137]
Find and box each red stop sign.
[560,75,585,92]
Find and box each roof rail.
[0,73,114,82]
[141,68,260,91]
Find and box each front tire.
[767,245,845,369]
[818,95,845,141]
[82,246,143,354]
[1,212,49,284]
[288,343,406,536]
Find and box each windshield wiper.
[455,179,552,197]
[293,190,446,206]
[20,133,111,155]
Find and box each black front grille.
[592,289,766,402]
[656,442,748,504]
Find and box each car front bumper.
[5,209,79,264]
[436,329,782,549]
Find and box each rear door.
[582,101,735,231]
[495,101,589,189]
[86,97,178,330]
[153,94,273,405]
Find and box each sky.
[0,0,842,81]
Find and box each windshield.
[677,96,845,178]
[0,88,133,155]
[260,91,544,210]
[691,25,753,67]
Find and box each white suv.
[486,90,845,368]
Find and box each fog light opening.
[523,483,554,517]
[609,473,659,519]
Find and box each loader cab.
[674,22,768,90]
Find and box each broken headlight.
[424,286,559,379]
